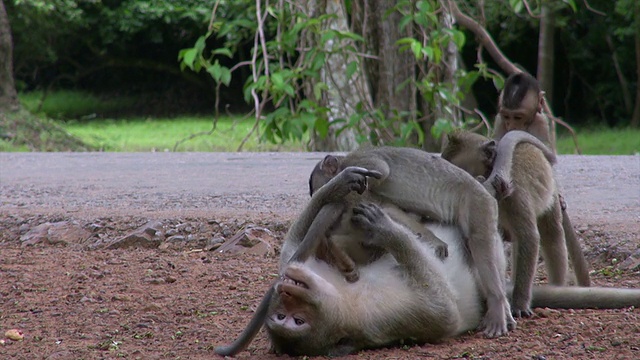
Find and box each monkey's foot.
[343,270,359,283]
[434,243,449,260]
[479,302,516,338]
[511,306,534,318]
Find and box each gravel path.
[1,152,638,230]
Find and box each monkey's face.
[267,263,357,356]
[442,132,495,179]
[308,155,345,196]
[499,91,539,131]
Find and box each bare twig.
[522,0,541,18]
[582,0,606,16]
[470,108,492,136]
[208,0,222,31]
[238,0,272,151]
[448,0,520,74]
[541,100,582,154]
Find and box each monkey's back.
[508,143,556,214]
[344,146,493,222]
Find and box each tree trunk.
[352,0,417,135]
[631,21,640,127]
[537,3,555,106]
[0,0,19,112]
[537,1,556,146]
[307,0,374,151]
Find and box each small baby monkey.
[494,72,551,146]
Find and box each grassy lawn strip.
[64,117,307,152]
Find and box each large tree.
[0,0,19,112]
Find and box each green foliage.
[179,0,501,148]
[9,0,212,93]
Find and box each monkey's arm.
[351,203,462,337]
[279,167,381,269]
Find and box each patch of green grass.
[19,90,137,120]
[556,127,640,155]
[63,116,307,152]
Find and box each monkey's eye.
[294,318,305,326]
[276,314,286,320]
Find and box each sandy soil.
[0,152,638,359]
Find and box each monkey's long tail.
[215,286,275,356]
[531,285,640,309]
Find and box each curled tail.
[215,286,274,356]
[530,285,640,309]
[484,130,556,199]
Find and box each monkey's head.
[498,72,544,131]
[266,262,362,356]
[441,131,496,179]
[308,155,346,196]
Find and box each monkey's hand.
[350,202,397,248]
[324,167,383,202]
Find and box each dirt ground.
[1,153,639,359]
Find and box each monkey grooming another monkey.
[492,73,589,287]
[494,72,551,146]
[216,165,640,357]
[307,146,515,337]
[442,130,591,318]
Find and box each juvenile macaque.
[494,72,551,146]
[307,146,515,337]
[442,130,591,318]
[216,165,640,356]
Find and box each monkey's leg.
[505,204,540,318]
[383,205,449,260]
[459,193,515,337]
[538,199,568,286]
[316,235,359,283]
[561,208,591,286]
[280,166,381,266]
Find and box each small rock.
[205,237,225,251]
[21,221,91,246]
[5,329,24,341]
[88,223,103,232]
[142,303,162,312]
[165,228,178,236]
[167,235,186,242]
[619,249,640,271]
[18,223,30,234]
[215,225,276,256]
[104,220,164,249]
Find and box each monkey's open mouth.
[281,275,308,289]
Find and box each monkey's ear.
[320,155,341,177]
[538,91,546,113]
[481,140,497,166]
